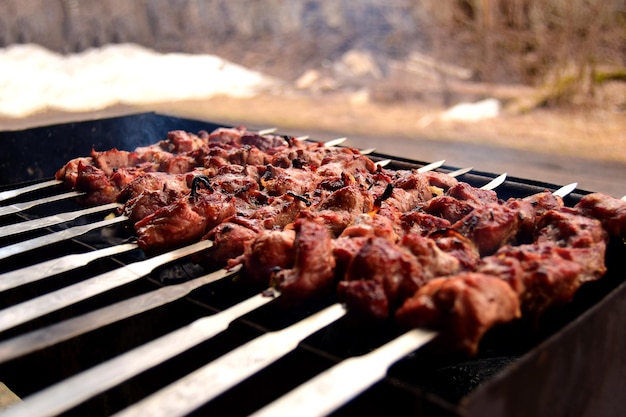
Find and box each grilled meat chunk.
[338,237,426,320]
[135,191,236,253]
[575,192,626,238]
[272,219,336,303]
[451,202,520,256]
[396,273,521,355]
[480,241,607,320]
[536,208,607,248]
[243,229,296,285]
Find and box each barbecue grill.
[0,113,624,417]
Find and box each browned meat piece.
[319,185,374,213]
[210,164,261,196]
[207,126,247,144]
[481,241,607,319]
[118,173,190,222]
[55,156,93,187]
[391,170,432,198]
[447,182,498,205]
[118,172,189,203]
[135,191,236,253]
[249,195,304,230]
[74,162,120,205]
[135,199,207,253]
[160,130,207,154]
[159,155,197,174]
[242,229,296,285]
[196,143,268,168]
[240,132,289,152]
[269,143,327,168]
[395,273,521,355]
[339,237,426,320]
[430,229,480,271]
[451,202,520,256]
[200,221,260,266]
[301,209,357,238]
[575,192,626,238]
[523,190,564,216]
[272,219,336,302]
[422,171,459,191]
[260,165,318,196]
[536,208,607,248]
[504,198,536,243]
[400,234,461,278]
[384,173,433,212]
[91,148,141,176]
[332,236,368,278]
[316,154,377,178]
[337,279,389,321]
[421,195,475,223]
[340,213,398,243]
[399,210,451,237]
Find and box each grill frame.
[0,112,624,417]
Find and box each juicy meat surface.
[243,229,296,285]
[396,273,521,355]
[575,192,626,238]
[451,202,520,256]
[480,241,607,319]
[339,237,426,319]
[272,219,336,302]
[135,191,236,253]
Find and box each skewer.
[0,202,122,239]
[0,215,128,262]
[481,173,507,190]
[323,137,348,147]
[0,239,212,334]
[447,166,473,177]
[250,328,437,417]
[417,159,445,173]
[0,191,84,218]
[0,179,63,204]
[553,182,577,198]
[0,267,241,364]
[257,128,278,135]
[0,242,139,293]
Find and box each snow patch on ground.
[0,43,279,117]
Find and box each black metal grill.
[0,113,624,417]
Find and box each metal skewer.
[0,202,122,238]
[0,179,63,203]
[0,242,139,293]
[323,137,348,148]
[250,328,437,417]
[0,215,128,262]
[0,267,241,364]
[0,191,84,218]
[553,182,577,198]
[0,239,212,334]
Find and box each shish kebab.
[0,156,451,334]
[0,127,620,416]
[0,169,512,417]
[0,176,591,417]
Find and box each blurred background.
[0,0,625,193]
